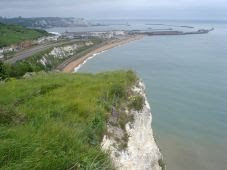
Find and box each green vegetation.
[128,95,144,111]
[0,23,49,48]
[158,159,166,170]
[0,60,43,80]
[0,70,137,169]
[0,40,104,80]
[0,61,8,80]
[19,48,54,71]
[0,17,81,29]
[0,46,75,80]
[22,39,103,72]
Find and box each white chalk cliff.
[102,82,163,170]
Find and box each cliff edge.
[102,81,164,170]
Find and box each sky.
[0,0,226,20]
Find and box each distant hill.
[0,23,49,48]
[0,17,89,29]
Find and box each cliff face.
[38,41,93,69]
[102,81,163,170]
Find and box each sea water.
[77,20,227,170]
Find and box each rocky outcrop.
[102,81,164,170]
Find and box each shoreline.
[62,35,144,73]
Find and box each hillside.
[0,17,88,29]
[0,23,49,48]
[0,39,102,80]
[0,71,138,169]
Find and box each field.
[0,23,49,48]
[0,71,137,169]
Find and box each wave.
[74,50,106,72]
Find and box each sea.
[48,20,227,170]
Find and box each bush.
[8,61,33,78]
[1,60,44,79]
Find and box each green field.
[0,71,137,169]
[0,23,49,48]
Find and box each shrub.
[8,61,33,78]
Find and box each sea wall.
[102,81,164,170]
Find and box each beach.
[62,35,144,73]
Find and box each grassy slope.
[0,71,137,169]
[0,23,49,48]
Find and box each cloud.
[0,0,226,20]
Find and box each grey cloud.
[0,0,226,20]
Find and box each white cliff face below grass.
[102,82,163,170]
[49,45,78,59]
[39,41,94,68]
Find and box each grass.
[0,59,45,80]
[0,70,137,169]
[128,95,144,111]
[0,23,49,48]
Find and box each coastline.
[60,34,164,169]
[102,81,164,170]
[62,35,144,73]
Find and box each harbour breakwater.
[129,28,214,36]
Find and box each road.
[6,40,79,64]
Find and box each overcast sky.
[0,0,226,20]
